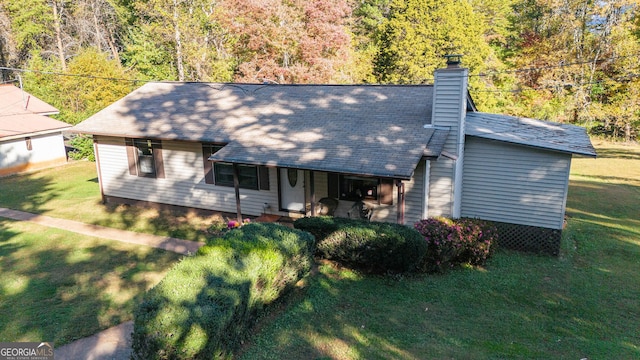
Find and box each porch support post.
[309,170,316,216]
[396,180,405,225]
[232,163,242,223]
[92,136,106,204]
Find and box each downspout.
[422,159,430,219]
[452,146,464,219]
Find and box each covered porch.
[207,123,448,226]
[217,165,417,226]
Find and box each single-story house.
[0,84,71,176]
[72,60,596,254]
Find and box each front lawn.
[239,141,640,359]
[0,161,226,241]
[1,142,638,358]
[0,219,182,346]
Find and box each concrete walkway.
[0,207,206,360]
[0,208,204,255]
[54,322,134,360]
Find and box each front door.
[280,168,305,212]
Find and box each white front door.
[280,168,305,212]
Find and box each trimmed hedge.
[131,223,315,359]
[294,216,426,274]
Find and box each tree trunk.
[173,0,185,81]
[92,1,102,52]
[625,122,631,143]
[52,0,67,71]
[105,30,121,65]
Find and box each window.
[340,175,380,201]
[135,139,155,176]
[329,173,393,205]
[25,137,32,151]
[125,138,165,178]
[202,143,269,190]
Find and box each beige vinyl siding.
[95,136,280,216]
[431,68,467,156]
[432,86,465,155]
[306,171,328,200]
[431,68,468,218]
[94,136,429,224]
[404,160,425,225]
[461,137,571,229]
[428,158,454,217]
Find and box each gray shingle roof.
[73,82,437,179]
[465,112,597,157]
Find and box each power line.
[0,66,148,84]
[470,52,640,78]
[2,52,640,87]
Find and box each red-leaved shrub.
[414,217,498,273]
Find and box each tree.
[130,0,234,81]
[506,0,640,136]
[220,0,352,83]
[0,2,17,78]
[2,0,53,63]
[373,0,510,111]
[374,0,493,83]
[348,0,392,82]
[71,0,126,63]
[121,27,178,80]
[55,47,134,124]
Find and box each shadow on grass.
[566,179,640,241]
[0,221,181,346]
[0,174,59,214]
[237,176,640,359]
[241,245,640,359]
[570,173,640,184]
[590,146,640,160]
[93,203,229,242]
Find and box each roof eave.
[0,127,71,142]
[208,155,414,180]
[467,134,597,157]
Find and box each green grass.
[0,219,182,346]
[239,142,640,359]
[0,161,226,241]
[1,144,639,357]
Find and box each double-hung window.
[126,138,165,178]
[202,143,269,190]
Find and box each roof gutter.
[0,127,72,142]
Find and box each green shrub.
[68,134,95,161]
[414,217,498,273]
[295,216,426,274]
[131,223,315,359]
[293,216,342,241]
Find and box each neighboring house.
[72,60,596,254]
[0,84,71,176]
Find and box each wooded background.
[1,0,638,141]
